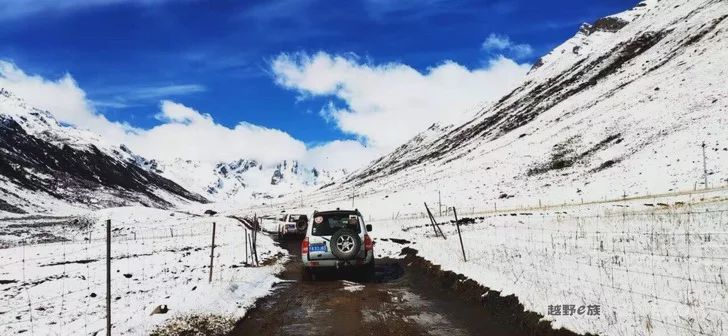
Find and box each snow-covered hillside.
[287,0,728,216]
[0,89,208,214]
[147,158,346,204]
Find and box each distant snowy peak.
[153,157,347,202]
[269,159,345,186]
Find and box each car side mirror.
[366,224,373,232]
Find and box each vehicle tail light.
[364,234,373,251]
[301,237,309,254]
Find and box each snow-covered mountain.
[0,86,346,213]
[147,157,346,203]
[286,0,728,216]
[0,89,208,214]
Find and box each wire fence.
[377,192,728,336]
[0,214,267,336]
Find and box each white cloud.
[130,84,206,100]
[90,84,205,111]
[271,52,531,150]
[302,140,381,171]
[0,60,133,143]
[155,99,211,124]
[126,101,308,164]
[482,34,512,50]
[0,60,377,171]
[482,33,534,59]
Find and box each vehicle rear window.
[311,213,361,236]
[288,214,307,222]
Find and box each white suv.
[277,213,308,238]
[301,209,374,279]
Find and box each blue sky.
[0,0,638,167]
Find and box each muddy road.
[228,237,561,336]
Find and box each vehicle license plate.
[310,243,327,252]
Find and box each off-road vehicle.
[277,213,308,239]
[301,209,374,280]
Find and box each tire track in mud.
[229,238,584,336]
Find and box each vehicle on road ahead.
[277,213,308,239]
[301,209,374,280]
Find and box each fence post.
[453,208,466,262]
[424,202,440,237]
[438,190,442,217]
[702,141,708,189]
[254,218,260,266]
[425,202,446,238]
[209,222,216,283]
[244,228,249,264]
[106,219,111,336]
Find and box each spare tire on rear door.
[296,219,307,232]
[330,228,361,260]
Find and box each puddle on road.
[340,280,364,292]
[364,287,471,336]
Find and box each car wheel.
[330,229,362,260]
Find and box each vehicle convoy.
[301,209,374,280]
[277,213,309,238]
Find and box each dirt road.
[229,238,546,336]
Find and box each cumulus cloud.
[0,60,133,143]
[271,52,530,150]
[482,33,534,59]
[302,140,381,171]
[0,61,306,166]
[127,100,307,164]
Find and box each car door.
[306,213,335,260]
[307,213,363,260]
[285,215,298,233]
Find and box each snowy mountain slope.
[148,158,346,204]
[295,0,728,216]
[0,89,208,214]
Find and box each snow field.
[368,195,728,336]
[0,207,285,335]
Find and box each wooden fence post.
[425,202,446,239]
[106,219,111,336]
[209,222,216,283]
[453,208,466,262]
